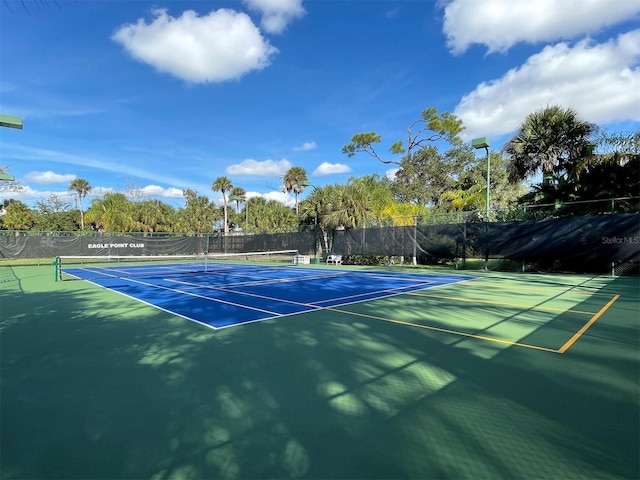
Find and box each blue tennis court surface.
[66,264,475,329]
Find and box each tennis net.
[55,250,301,281]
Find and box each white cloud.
[443,0,640,54]
[293,141,317,151]
[217,189,293,207]
[226,158,292,176]
[140,185,185,199]
[24,171,76,184]
[455,30,640,140]
[312,162,351,176]
[260,189,295,207]
[243,0,305,34]
[112,8,278,83]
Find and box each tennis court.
[58,254,475,329]
[1,260,638,479]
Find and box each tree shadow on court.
[2,267,638,479]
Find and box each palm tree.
[133,199,176,234]
[176,189,219,234]
[325,181,374,229]
[229,186,246,213]
[68,178,92,230]
[283,166,308,214]
[440,185,485,213]
[85,192,132,233]
[299,186,332,256]
[299,182,374,256]
[212,176,233,235]
[504,105,596,183]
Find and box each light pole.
[300,181,320,263]
[0,114,22,181]
[472,137,490,221]
[472,137,491,271]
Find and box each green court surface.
[1,265,639,479]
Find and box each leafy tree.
[344,174,432,226]
[391,145,462,206]
[590,129,640,165]
[68,178,92,230]
[342,107,464,165]
[440,185,485,213]
[212,176,233,235]
[457,150,525,218]
[571,129,640,205]
[33,194,78,231]
[175,189,219,234]
[378,202,428,226]
[2,199,33,230]
[504,105,596,183]
[588,130,640,195]
[283,166,308,214]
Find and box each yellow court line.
[407,292,597,315]
[460,283,613,295]
[558,294,620,354]
[327,307,560,353]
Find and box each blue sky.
[1,0,639,209]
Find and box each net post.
[295,250,299,266]
[54,256,60,282]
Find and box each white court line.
[211,276,474,331]
[165,276,437,311]
[177,269,437,290]
[165,277,326,310]
[123,277,282,316]
[310,281,436,305]
[84,269,474,331]
[177,270,352,289]
[67,263,209,278]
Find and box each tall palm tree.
[504,105,596,183]
[68,178,92,230]
[283,166,308,214]
[212,176,233,235]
